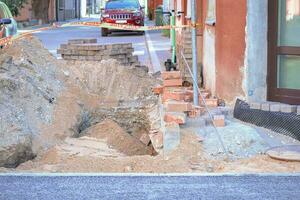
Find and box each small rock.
[63,70,70,77]
[124,166,133,172]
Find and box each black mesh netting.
[233,99,300,141]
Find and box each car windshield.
[105,0,139,10]
[0,2,13,19]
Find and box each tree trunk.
[32,0,50,24]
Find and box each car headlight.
[133,12,141,17]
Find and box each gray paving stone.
[280,104,297,113]
[250,102,261,110]
[270,104,281,112]
[261,102,271,111]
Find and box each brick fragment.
[152,86,164,95]
[213,115,225,127]
[139,134,151,145]
[163,78,183,87]
[187,106,204,118]
[161,71,181,80]
[164,112,186,125]
[165,101,193,112]
[162,91,186,102]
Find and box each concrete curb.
[1,172,300,177]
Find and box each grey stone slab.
[261,102,271,111]
[250,102,261,110]
[280,104,297,113]
[163,123,180,153]
[270,104,281,112]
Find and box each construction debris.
[58,39,140,66]
[1,37,300,174]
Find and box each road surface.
[0,174,299,200]
[25,17,171,72]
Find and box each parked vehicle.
[100,0,145,36]
[0,2,17,39]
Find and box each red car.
[100,0,145,36]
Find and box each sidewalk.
[145,20,171,73]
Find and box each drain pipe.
[191,0,199,106]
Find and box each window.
[206,0,216,25]
[105,0,139,10]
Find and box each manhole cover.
[266,145,300,162]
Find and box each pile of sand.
[85,119,155,156]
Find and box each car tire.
[101,28,108,37]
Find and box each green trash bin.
[155,6,163,26]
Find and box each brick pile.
[153,70,225,127]
[150,71,226,152]
[57,38,140,66]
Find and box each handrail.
[180,51,229,159]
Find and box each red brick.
[163,78,183,87]
[152,85,164,95]
[162,91,185,102]
[164,112,186,124]
[161,71,181,80]
[149,131,163,149]
[187,106,204,118]
[200,98,219,107]
[213,115,225,127]
[139,134,151,145]
[165,101,193,112]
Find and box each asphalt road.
[0,174,299,200]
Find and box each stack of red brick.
[152,71,222,126]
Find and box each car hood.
[104,9,139,14]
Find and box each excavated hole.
[72,107,157,156]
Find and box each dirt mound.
[0,37,160,169]
[66,59,159,102]
[0,37,63,167]
[85,119,154,156]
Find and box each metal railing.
[180,51,229,159]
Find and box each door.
[57,0,65,21]
[268,0,300,104]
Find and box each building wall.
[148,0,163,19]
[244,0,268,102]
[16,0,57,23]
[15,0,32,22]
[202,0,216,95]
[201,0,269,104]
[215,0,247,102]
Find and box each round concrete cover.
[266,145,300,162]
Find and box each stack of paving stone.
[57,38,140,66]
